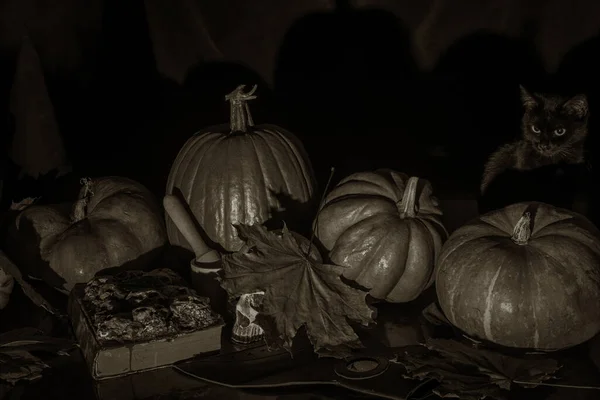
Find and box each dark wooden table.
[2,284,600,400]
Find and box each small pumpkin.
[8,177,167,291]
[436,202,600,350]
[166,84,317,252]
[313,169,448,303]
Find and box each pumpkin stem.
[225,84,257,133]
[71,177,94,223]
[398,177,420,218]
[511,212,532,245]
[307,167,335,258]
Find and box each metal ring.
[334,356,389,380]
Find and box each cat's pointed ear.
[520,85,537,109]
[563,94,588,118]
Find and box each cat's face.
[520,86,589,157]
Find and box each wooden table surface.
[2,235,600,400]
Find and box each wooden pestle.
[163,195,221,265]
[163,195,228,318]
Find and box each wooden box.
[68,283,224,380]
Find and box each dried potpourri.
[82,269,222,343]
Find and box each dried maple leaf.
[395,338,561,400]
[10,197,40,211]
[0,251,63,316]
[0,329,76,385]
[221,224,376,358]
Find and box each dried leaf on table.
[10,197,40,211]
[395,338,561,400]
[422,302,452,327]
[221,224,376,358]
[0,350,48,384]
[0,328,76,385]
[0,251,63,316]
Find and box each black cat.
[479,86,592,217]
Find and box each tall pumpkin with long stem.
[166,85,317,253]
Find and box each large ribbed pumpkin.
[313,169,448,303]
[166,85,316,252]
[8,177,167,291]
[436,202,600,350]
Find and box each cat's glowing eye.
[554,128,566,136]
[531,125,541,133]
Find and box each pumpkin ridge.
[442,239,505,323]
[87,192,148,219]
[418,217,448,244]
[336,171,402,195]
[383,171,407,200]
[526,248,541,349]
[436,227,501,270]
[233,137,248,245]
[323,193,398,210]
[334,174,401,201]
[265,130,298,196]
[169,133,220,248]
[250,131,284,221]
[227,138,240,249]
[530,235,600,283]
[94,220,126,267]
[324,182,399,205]
[266,127,314,200]
[533,223,600,254]
[257,130,293,196]
[411,223,437,293]
[197,136,229,248]
[337,216,409,291]
[179,134,217,191]
[98,214,147,256]
[186,135,224,202]
[375,222,414,299]
[478,220,513,237]
[531,233,600,258]
[178,134,218,195]
[529,215,574,233]
[483,255,505,342]
[343,238,381,287]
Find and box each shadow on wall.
[556,29,600,155]
[0,51,17,206]
[427,30,547,185]
[273,0,422,186]
[5,3,600,208]
[177,61,275,136]
[555,29,600,226]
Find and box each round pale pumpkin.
[166,84,317,252]
[436,202,600,350]
[313,169,448,303]
[10,177,167,291]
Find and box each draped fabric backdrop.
[1,0,599,85]
[2,0,600,205]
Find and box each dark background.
[1,2,600,398]
[1,0,599,217]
